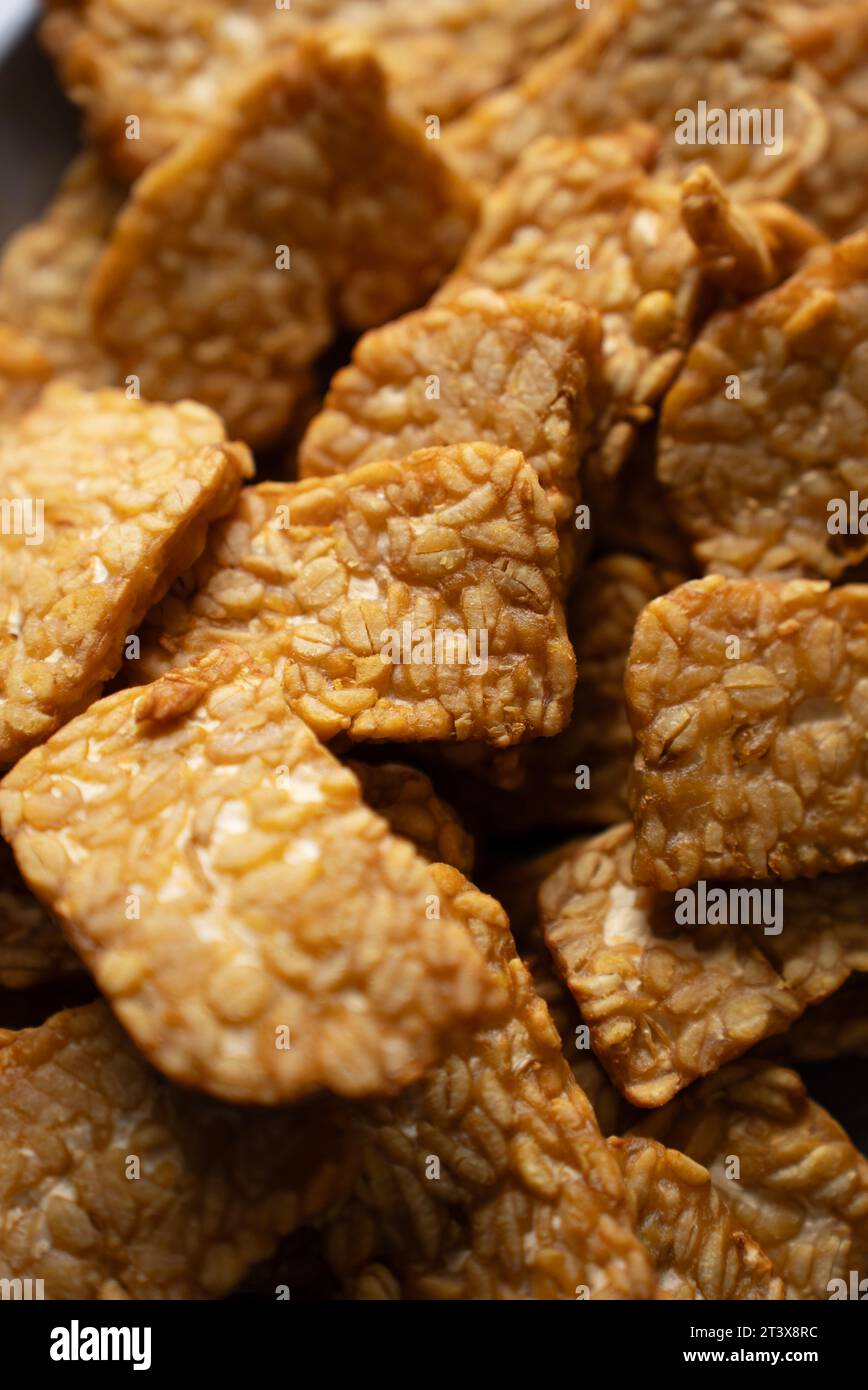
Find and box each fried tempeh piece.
[348,760,474,875]
[135,444,576,747]
[0,838,80,991]
[89,34,477,445]
[0,649,498,1105]
[41,1,580,177]
[488,844,627,1136]
[631,1061,868,1299]
[445,0,826,197]
[0,382,252,768]
[539,824,803,1108]
[298,288,600,586]
[442,129,821,482]
[658,232,868,580]
[744,867,868,1008]
[0,155,122,415]
[626,575,868,887]
[319,862,657,1300]
[0,1002,350,1299]
[610,1136,785,1299]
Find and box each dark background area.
[0,22,77,242]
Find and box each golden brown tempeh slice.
[135,444,576,747]
[348,761,474,876]
[0,382,251,768]
[298,288,600,588]
[41,1,581,177]
[0,155,122,418]
[610,1135,785,1300]
[626,575,868,887]
[539,824,803,1107]
[631,1061,868,1299]
[658,232,868,580]
[0,649,499,1105]
[89,34,477,445]
[319,863,658,1300]
[0,1002,350,1299]
[446,0,826,198]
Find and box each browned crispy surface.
[539,824,803,1107]
[0,1002,350,1299]
[0,838,79,991]
[487,843,626,1136]
[626,576,868,887]
[319,863,657,1299]
[632,1061,868,1299]
[0,649,497,1105]
[134,444,575,747]
[442,128,701,483]
[745,868,868,1008]
[446,0,826,198]
[659,233,868,580]
[89,34,477,446]
[42,1,581,177]
[610,1135,785,1299]
[441,129,820,486]
[348,760,474,875]
[0,382,252,768]
[298,288,600,587]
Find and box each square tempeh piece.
[0,649,498,1105]
[626,575,868,887]
[320,863,657,1300]
[631,1061,868,1299]
[41,1,580,177]
[609,1135,785,1300]
[0,1002,350,1299]
[89,34,477,445]
[0,382,251,768]
[445,0,826,199]
[539,824,802,1107]
[298,287,600,587]
[658,232,868,580]
[135,443,576,746]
